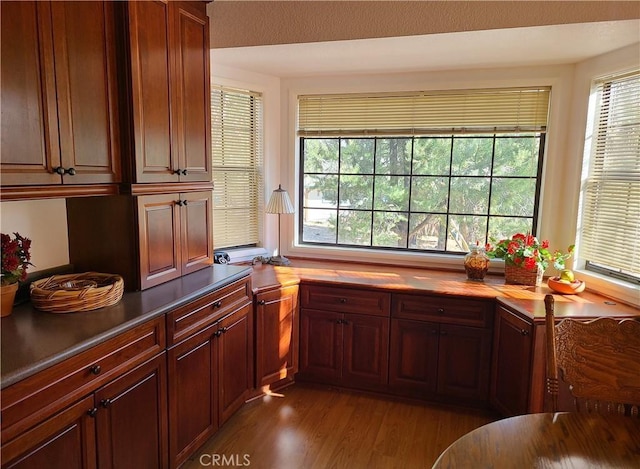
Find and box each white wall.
[0,199,69,274]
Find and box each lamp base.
[267,255,291,266]
[251,255,292,266]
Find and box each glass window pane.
[338,210,372,245]
[411,176,448,212]
[413,137,452,175]
[375,138,412,174]
[303,138,339,173]
[340,138,374,174]
[302,208,337,243]
[446,214,488,252]
[373,212,408,248]
[449,177,490,214]
[490,177,536,216]
[452,137,493,176]
[303,175,338,208]
[374,175,410,211]
[409,213,446,250]
[339,175,373,209]
[494,136,539,176]
[488,217,533,243]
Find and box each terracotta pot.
[1,282,18,317]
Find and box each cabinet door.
[255,285,299,388]
[389,318,439,397]
[168,324,218,468]
[218,303,253,425]
[50,1,120,184]
[170,1,211,182]
[138,193,181,290]
[1,1,61,186]
[180,191,213,275]
[1,395,97,469]
[437,324,492,403]
[299,309,342,382]
[127,0,175,183]
[342,314,390,390]
[490,306,533,416]
[95,353,168,469]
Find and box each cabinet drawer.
[392,293,492,328]
[1,316,165,444]
[300,284,390,317]
[167,276,252,345]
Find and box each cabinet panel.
[218,304,253,425]
[342,314,389,389]
[50,1,120,184]
[1,395,96,469]
[168,325,217,468]
[389,319,439,396]
[95,353,168,469]
[299,309,342,382]
[490,306,533,416]
[255,285,299,388]
[437,324,492,403]
[181,191,213,274]
[171,2,210,182]
[127,0,174,183]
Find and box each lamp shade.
[265,184,294,214]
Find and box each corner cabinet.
[124,0,211,184]
[0,1,120,197]
[255,285,300,390]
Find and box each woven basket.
[30,272,124,313]
[504,264,543,286]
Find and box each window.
[578,70,640,284]
[211,86,263,249]
[298,88,550,253]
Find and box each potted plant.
[1,232,32,316]
[486,233,573,286]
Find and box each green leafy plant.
[1,232,33,285]
[486,233,574,272]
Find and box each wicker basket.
[30,272,124,313]
[504,264,543,286]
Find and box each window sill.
[222,247,268,264]
[574,268,640,308]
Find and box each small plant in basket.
[485,233,574,272]
[1,232,33,285]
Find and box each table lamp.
[265,184,294,265]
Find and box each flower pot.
[1,282,19,317]
[504,264,543,286]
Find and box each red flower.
[525,235,536,247]
[1,232,32,285]
[524,257,537,270]
[541,240,549,249]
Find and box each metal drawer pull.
[437,308,445,314]
[101,398,111,408]
[87,407,98,417]
[89,365,102,375]
[257,300,266,305]
[521,329,529,336]
[339,298,347,303]
[213,300,222,308]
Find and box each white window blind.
[211,86,263,249]
[298,87,550,136]
[580,70,640,282]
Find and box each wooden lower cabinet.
[255,285,299,390]
[168,303,253,468]
[1,353,167,469]
[489,305,534,416]
[299,308,390,391]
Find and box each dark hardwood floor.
[182,384,499,469]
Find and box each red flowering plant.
[485,233,574,272]
[1,232,33,285]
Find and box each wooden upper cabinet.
[0,1,120,188]
[126,0,211,184]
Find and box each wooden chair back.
[545,294,640,416]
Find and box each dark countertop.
[0,264,251,389]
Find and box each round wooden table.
[432,412,640,468]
